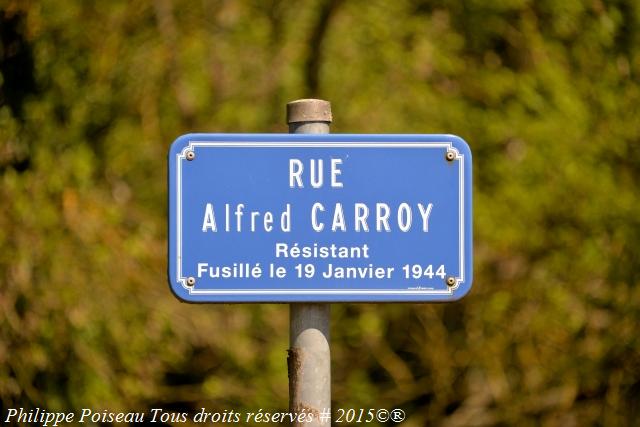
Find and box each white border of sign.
[175,141,466,296]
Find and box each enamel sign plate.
[168,134,472,303]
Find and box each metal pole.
[287,99,332,426]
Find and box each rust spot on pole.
[291,403,321,427]
[287,347,304,403]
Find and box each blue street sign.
[168,134,472,303]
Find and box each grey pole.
[287,99,332,426]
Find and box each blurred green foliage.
[1,0,639,425]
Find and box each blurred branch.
[303,0,341,96]
[153,0,196,127]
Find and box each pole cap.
[287,99,332,124]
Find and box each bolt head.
[186,150,195,161]
[186,276,196,286]
[446,276,456,286]
[445,151,455,161]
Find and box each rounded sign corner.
[450,279,473,302]
[168,134,196,157]
[168,278,196,304]
[446,135,472,157]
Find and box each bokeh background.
[1,0,639,425]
